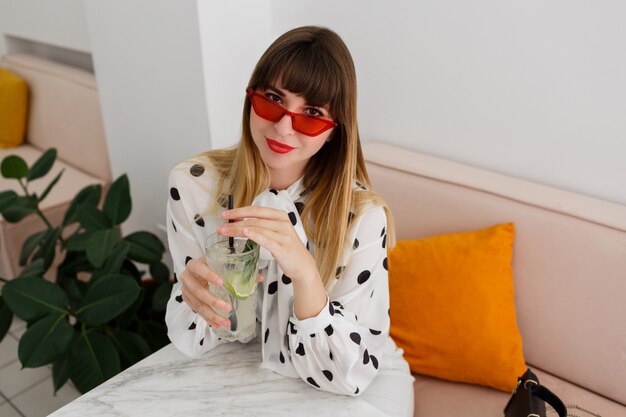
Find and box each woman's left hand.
[218,206,317,283]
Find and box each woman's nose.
[274,113,295,136]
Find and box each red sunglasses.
[246,88,337,137]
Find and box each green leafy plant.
[0,149,173,394]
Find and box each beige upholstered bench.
[364,141,626,416]
[0,53,112,279]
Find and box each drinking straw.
[228,194,234,251]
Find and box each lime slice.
[222,270,256,300]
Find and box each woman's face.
[249,85,335,188]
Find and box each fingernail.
[222,210,229,218]
[223,320,230,327]
[216,279,223,286]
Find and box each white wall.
[197,2,272,151]
[0,0,90,53]
[84,0,212,244]
[269,1,626,205]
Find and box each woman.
[165,26,414,417]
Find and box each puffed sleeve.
[164,162,226,357]
[286,205,390,395]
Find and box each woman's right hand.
[178,257,232,329]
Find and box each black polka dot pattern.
[348,211,354,224]
[370,355,379,369]
[268,281,278,294]
[322,370,333,381]
[190,164,205,177]
[329,351,333,360]
[185,256,192,265]
[173,273,178,283]
[310,333,316,338]
[350,332,361,345]
[353,238,359,249]
[296,343,305,356]
[363,349,370,365]
[288,211,297,225]
[370,329,382,335]
[335,266,345,278]
[289,321,297,335]
[307,377,320,388]
[357,270,371,284]
[329,302,335,316]
[194,214,205,227]
[175,295,183,303]
[172,220,177,232]
[264,328,269,343]
[382,234,387,248]
[381,227,386,237]
[383,257,388,271]
[324,325,334,336]
[269,189,278,195]
[281,274,292,285]
[199,338,204,346]
[354,387,360,395]
[279,351,285,363]
[295,201,304,215]
[188,322,196,330]
[170,187,180,201]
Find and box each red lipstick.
[266,138,295,154]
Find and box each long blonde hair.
[202,26,395,287]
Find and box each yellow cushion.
[0,68,28,148]
[388,223,526,392]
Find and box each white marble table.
[49,341,390,417]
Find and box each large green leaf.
[0,190,18,212]
[1,196,36,223]
[103,174,131,225]
[18,258,45,279]
[32,227,61,271]
[152,282,171,311]
[63,278,88,311]
[76,205,112,231]
[18,314,75,368]
[38,168,64,203]
[26,148,57,181]
[109,330,151,369]
[53,352,71,394]
[77,274,140,326]
[85,229,120,268]
[149,262,170,283]
[19,230,47,267]
[2,277,68,321]
[0,296,13,343]
[69,332,120,394]
[63,230,95,251]
[102,243,130,274]
[124,231,165,264]
[63,184,102,227]
[57,251,93,278]
[115,290,144,329]
[1,154,28,179]
[137,320,169,352]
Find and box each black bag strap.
[532,384,567,417]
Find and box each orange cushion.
[0,67,28,148]
[388,223,526,392]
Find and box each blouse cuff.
[289,294,334,334]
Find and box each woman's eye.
[304,108,323,117]
[265,93,282,103]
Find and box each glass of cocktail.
[204,233,260,341]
